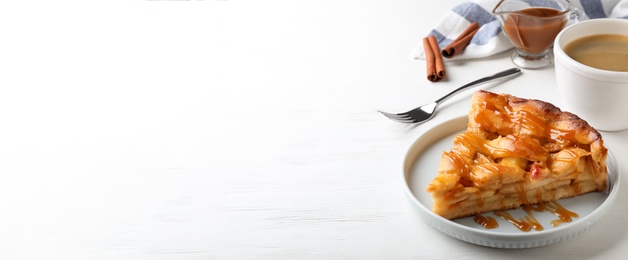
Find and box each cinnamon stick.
[423,37,438,82]
[423,36,445,82]
[442,22,480,58]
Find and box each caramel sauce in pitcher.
[502,7,568,53]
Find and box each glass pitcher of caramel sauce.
[493,0,583,69]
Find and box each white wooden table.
[1,0,627,259]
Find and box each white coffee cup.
[553,18,628,132]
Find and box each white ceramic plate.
[403,116,620,248]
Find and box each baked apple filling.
[426,91,607,220]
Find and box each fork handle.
[434,68,522,105]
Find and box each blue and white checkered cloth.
[415,0,628,60]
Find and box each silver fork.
[379,68,522,123]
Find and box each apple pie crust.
[426,90,608,220]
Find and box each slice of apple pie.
[426,90,608,220]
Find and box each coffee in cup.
[563,34,628,72]
[554,18,628,131]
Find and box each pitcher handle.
[569,7,584,24]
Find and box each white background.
[0,0,627,259]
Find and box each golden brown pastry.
[426,90,607,220]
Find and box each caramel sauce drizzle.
[515,183,528,204]
[475,201,578,231]
[545,201,579,227]
[477,102,578,146]
[521,204,544,231]
[550,128,576,146]
[474,215,498,229]
[494,210,532,232]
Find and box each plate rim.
[402,115,621,247]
